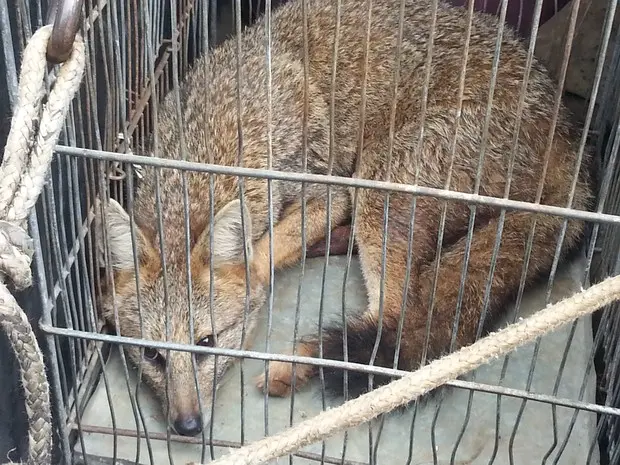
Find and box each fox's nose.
[173,414,202,436]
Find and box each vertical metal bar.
[62,113,94,414]
[195,1,220,460]
[577,6,620,285]
[58,103,87,382]
[31,208,73,465]
[262,0,275,439]
[210,0,217,48]
[125,164,156,465]
[97,168,145,465]
[73,165,120,465]
[43,177,90,464]
[137,3,175,462]
[41,148,72,427]
[81,6,122,460]
[369,0,409,457]
[404,404,419,465]
[195,1,219,460]
[0,0,18,107]
[584,311,619,465]
[108,0,156,460]
[15,0,31,47]
[154,166,176,465]
[167,0,210,461]
[593,30,620,167]
[233,0,255,451]
[289,3,312,465]
[551,77,620,465]
[336,0,374,460]
[425,0,476,460]
[467,0,547,462]
[539,2,620,462]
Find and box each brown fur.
[95,0,594,436]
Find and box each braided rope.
[193,273,620,465]
[0,25,85,465]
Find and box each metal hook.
[45,0,84,64]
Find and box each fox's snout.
[173,413,203,437]
[164,351,216,437]
[168,376,206,436]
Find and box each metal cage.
[1,0,620,464]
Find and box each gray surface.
[76,254,599,464]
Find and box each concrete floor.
[76,253,599,465]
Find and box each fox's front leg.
[252,191,351,280]
[255,336,320,397]
[253,190,350,396]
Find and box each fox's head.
[94,197,267,436]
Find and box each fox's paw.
[254,361,314,397]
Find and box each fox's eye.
[197,336,214,347]
[143,347,161,362]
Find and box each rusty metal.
[45,0,84,64]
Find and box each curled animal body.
[95,0,593,436]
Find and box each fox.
[94,0,593,438]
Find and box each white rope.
[0,24,86,465]
[192,273,620,465]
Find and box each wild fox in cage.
[95,0,593,437]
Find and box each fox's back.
[270,0,555,146]
[268,0,582,195]
[134,0,589,260]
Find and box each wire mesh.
[2,0,620,464]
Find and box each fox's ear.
[207,198,253,266]
[93,198,148,271]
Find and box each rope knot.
[0,221,34,290]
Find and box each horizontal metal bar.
[42,324,620,417]
[41,323,405,374]
[73,452,147,465]
[70,424,368,465]
[55,145,620,225]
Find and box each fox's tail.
[319,205,588,400]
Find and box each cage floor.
[75,253,599,465]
